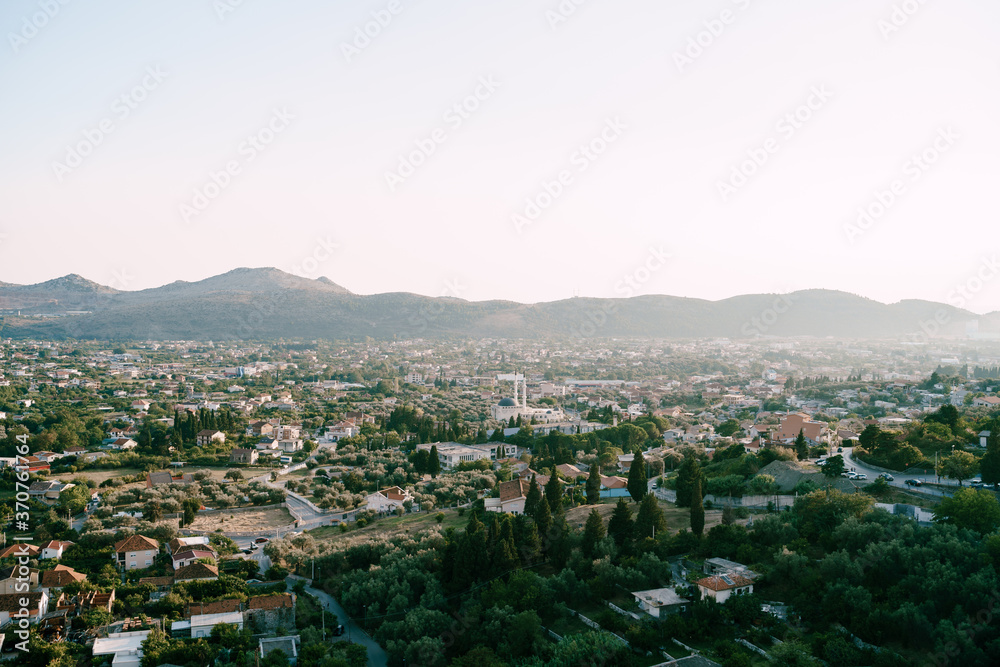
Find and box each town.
[2,335,1000,667]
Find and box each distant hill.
[0,267,992,341]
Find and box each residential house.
[107,438,137,451]
[599,476,630,498]
[632,587,690,618]
[185,599,242,618]
[80,589,116,613]
[172,611,243,638]
[0,591,48,627]
[259,636,300,665]
[173,563,219,583]
[0,565,39,594]
[40,540,73,560]
[365,486,414,513]
[695,573,755,604]
[249,421,275,437]
[40,565,86,591]
[28,480,72,504]
[146,471,194,487]
[277,438,303,453]
[485,478,531,514]
[167,536,211,554]
[196,429,226,446]
[229,448,259,465]
[246,593,296,634]
[774,413,831,446]
[0,544,40,560]
[171,549,216,571]
[973,396,1000,408]
[113,535,159,571]
[92,629,151,667]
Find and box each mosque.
[491,376,566,424]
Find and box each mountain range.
[0,267,994,341]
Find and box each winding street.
[841,446,959,499]
[286,574,388,667]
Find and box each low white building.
[92,630,150,667]
[172,611,244,638]
[366,486,414,513]
[632,587,690,618]
[695,573,754,604]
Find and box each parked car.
[255,537,269,544]
[878,473,894,482]
[854,473,867,480]
[333,624,345,636]
[905,478,923,486]
[970,478,983,485]
[242,548,253,554]
[837,447,843,452]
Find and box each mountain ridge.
[0,267,995,341]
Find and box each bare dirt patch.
[189,506,294,532]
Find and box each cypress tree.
[525,476,541,518]
[544,468,562,511]
[607,498,633,547]
[428,445,441,478]
[634,493,666,540]
[627,450,648,503]
[795,429,809,461]
[690,475,705,537]
[586,464,601,505]
[534,496,552,541]
[582,508,606,557]
[676,455,702,508]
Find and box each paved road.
[286,574,387,667]
[232,537,272,572]
[841,447,957,498]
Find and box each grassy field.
[308,508,467,548]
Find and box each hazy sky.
[2,0,999,312]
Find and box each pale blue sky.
[2,0,999,312]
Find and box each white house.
[92,630,150,667]
[632,588,690,618]
[40,540,74,560]
[365,486,414,513]
[695,573,754,603]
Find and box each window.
[145,560,152,566]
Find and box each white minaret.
[522,376,527,409]
[513,376,518,405]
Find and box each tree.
[627,450,648,503]
[586,464,601,505]
[544,468,562,511]
[534,496,552,540]
[225,469,243,481]
[607,498,633,546]
[675,455,702,507]
[941,450,979,486]
[690,475,705,537]
[795,429,809,461]
[934,487,1000,534]
[633,493,666,540]
[581,509,606,557]
[143,502,163,523]
[525,476,541,518]
[821,454,846,479]
[428,445,441,478]
[717,419,740,437]
[181,498,200,527]
[981,426,1000,489]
